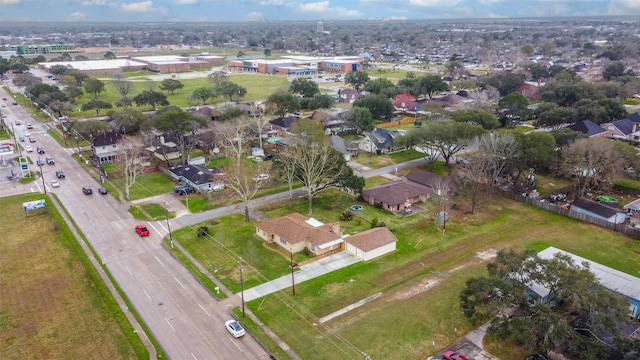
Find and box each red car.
[443,351,468,360]
[135,225,150,237]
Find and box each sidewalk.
[240,251,360,302]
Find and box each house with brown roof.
[255,213,344,255]
[362,180,429,214]
[406,168,456,195]
[256,213,398,260]
[344,227,397,261]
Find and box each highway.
[0,89,271,359]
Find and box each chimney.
[331,222,341,236]
[405,188,409,200]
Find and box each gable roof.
[571,197,623,218]
[604,118,635,135]
[345,227,397,251]
[405,168,455,193]
[256,213,342,247]
[364,128,400,150]
[568,119,607,137]
[93,130,122,147]
[169,164,220,185]
[329,135,357,155]
[269,115,299,131]
[628,112,640,123]
[363,180,428,206]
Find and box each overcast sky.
[1,0,639,22]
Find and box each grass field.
[171,189,640,360]
[0,195,145,359]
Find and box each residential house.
[405,168,456,195]
[338,88,364,103]
[359,128,400,154]
[168,164,224,192]
[329,135,358,161]
[92,130,122,164]
[568,119,609,137]
[601,118,640,143]
[344,227,397,261]
[269,115,299,132]
[145,131,181,161]
[362,180,429,213]
[570,197,626,224]
[255,213,344,255]
[536,247,640,319]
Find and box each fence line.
[496,190,640,240]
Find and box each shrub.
[340,210,353,221]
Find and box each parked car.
[175,185,196,195]
[25,145,33,152]
[135,225,150,237]
[98,187,108,195]
[443,351,468,360]
[36,147,45,154]
[50,179,60,188]
[254,173,270,182]
[55,170,65,178]
[45,156,54,165]
[82,186,92,195]
[224,320,245,338]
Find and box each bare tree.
[274,149,298,208]
[473,132,520,184]
[115,137,147,200]
[560,137,624,195]
[287,143,353,215]
[216,120,249,169]
[224,161,263,222]
[247,106,270,149]
[454,153,494,214]
[111,72,134,98]
[465,86,500,111]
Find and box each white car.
[25,145,33,152]
[24,132,30,137]
[50,179,60,188]
[224,320,245,338]
[254,174,270,182]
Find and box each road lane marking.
[154,256,164,266]
[228,337,243,351]
[197,303,210,317]
[142,289,152,301]
[174,276,185,289]
[147,222,162,234]
[164,318,175,332]
[154,221,168,234]
[125,266,133,275]
[190,353,198,360]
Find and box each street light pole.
[290,248,295,296]
[239,257,245,318]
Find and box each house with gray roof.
[537,247,640,319]
[168,164,224,193]
[359,128,400,154]
[405,168,456,195]
[601,118,640,142]
[92,130,122,164]
[570,197,626,224]
[329,135,358,161]
[568,119,609,137]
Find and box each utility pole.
[290,248,295,296]
[164,202,174,248]
[239,257,245,318]
[38,157,46,194]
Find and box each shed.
[570,197,626,224]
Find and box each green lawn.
[171,190,640,360]
[109,171,176,201]
[353,149,425,168]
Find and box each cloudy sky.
[0,0,639,22]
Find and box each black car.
[98,187,108,195]
[55,170,65,178]
[36,146,45,154]
[82,186,92,195]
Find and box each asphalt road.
[0,87,271,359]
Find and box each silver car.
[224,320,245,338]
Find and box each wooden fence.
[375,118,416,128]
[496,190,640,240]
